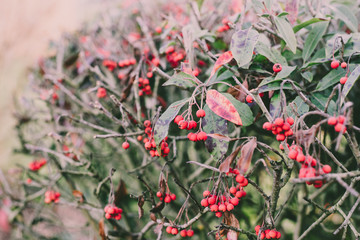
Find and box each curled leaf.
[210,51,233,78]
[219,145,242,173]
[138,195,145,219]
[206,90,242,125]
[237,138,257,174]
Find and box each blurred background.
[0,0,120,169]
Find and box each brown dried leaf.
[159,177,166,196]
[99,219,106,240]
[224,212,240,240]
[72,190,84,203]
[114,179,127,206]
[219,145,242,173]
[150,213,157,222]
[138,195,145,219]
[151,201,165,213]
[237,138,257,174]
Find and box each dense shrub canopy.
[1,0,360,239]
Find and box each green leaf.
[255,42,287,65]
[331,4,358,33]
[208,69,234,85]
[274,15,297,53]
[315,65,355,92]
[162,72,198,89]
[325,33,351,58]
[287,96,309,118]
[275,65,297,80]
[301,71,313,82]
[302,21,329,61]
[311,92,336,115]
[153,99,188,145]
[278,12,289,17]
[258,80,297,92]
[202,104,229,160]
[223,93,254,126]
[269,92,281,119]
[230,28,259,68]
[341,65,360,101]
[293,18,327,33]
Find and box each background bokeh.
[0,0,120,169]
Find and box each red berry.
[174,115,184,124]
[327,117,337,126]
[197,131,207,141]
[144,120,151,127]
[97,87,107,98]
[230,187,237,195]
[203,190,210,198]
[246,95,253,103]
[122,142,130,150]
[273,63,282,73]
[284,129,293,137]
[341,62,347,68]
[296,153,305,163]
[178,120,188,129]
[276,231,281,238]
[170,193,176,201]
[146,72,153,78]
[180,229,187,237]
[255,225,261,233]
[263,122,272,130]
[196,109,206,118]
[230,197,239,206]
[187,229,194,237]
[331,60,340,69]
[323,165,332,174]
[338,115,346,124]
[239,178,248,187]
[171,228,178,235]
[210,204,219,212]
[215,212,223,218]
[287,117,295,125]
[334,123,346,133]
[201,199,209,207]
[155,27,162,34]
[276,134,285,141]
[235,174,245,183]
[340,76,348,84]
[226,203,234,211]
[288,149,298,160]
[166,226,173,234]
[188,120,197,129]
[269,230,277,238]
[274,118,284,126]
[164,195,171,203]
[282,123,291,131]
[156,191,162,198]
[219,204,226,212]
[208,197,216,205]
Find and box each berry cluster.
[102,59,117,71]
[217,18,231,33]
[97,87,107,98]
[327,115,347,133]
[156,191,176,203]
[262,117,294,141]
[164,45,185,68]
[138,77,152,96]
[330,60,348,84]
[44,190,60,204]
[200,171,248,218]
[141,120,170,157]
[175,109,207,142]
[104,204,123,220]
[255,225,281,239]
[118,58,136,68]
[28,158,47,171]
[165,226,194,237]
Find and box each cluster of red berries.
[156,191,176,203]
[166,226,194,237]
[118,58,136,68]
[330,60,348,84]
[200,171,248,218]
[273,63,282,73]
[97,87,107,98]
[138,77,152,96]
[217,18,231,32]
[255,225,281,239]
[327,115,347,133]
[102,59,117,71]
[44,190,60,204]
[28,158,47,171]
[174,109,208,142]
[104,204,123,220]
[164,45,185,68]
[262,117,294,141]
[141,120,170,157]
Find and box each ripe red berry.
[155,27,162,34]
[230,187,237,195]
[273,63,282,73]
[174,115,184,124]
[187,229,194,237]
[282,123,291,131]
[178,120,188,129]
[274,118,284,126]
[210,204,219,212]
[226,203,234,211]
[197,131,207,141]
[166,226,173,234]
[196,109,206,118]
[340,76,348,84]
[219,204,226,212]
[287,117,295,125]
[327,117,337,126]
[341,62,347,68]
[276,134,285,141]
[338,115,346,124]
[170,193,176,201]
[263,122,272,130]
[246,95,253,103]
[156,191,162,198]
[322,165,332,174]
[201,199,209,207]
[203,190,210,198]
[331,60,340,69]
[239,178,248,187]
[269,230,277,238]
[164,195,171,203]
[288,149,298,160]
[230,197,239,206]
[296,153,305,163]
[171,228,178,235]
[146,72,153,78]
[188,120,197,129]
[122,142,130,150]
[97,87,107,98]
[144,120,151,127]
[180,229,187,237]
[255,225,261,233]
[215,212,223,218]
[208,197,216,205]
[334,123,346,133]
[235,174,244,183]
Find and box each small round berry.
[97,87,107,98]
[122,142,130,150]
[331,60,340,69]
[166,226,173,234]
[288,149,298,160]
[210,204,219,212]
[274,118,284,126]
[203,190,210,198]
[196,109,206,118]
[171,228,178,235]
[246,95,253,103]
[170,193,176,201]
[180,229,187,237]
[276,134,285,141]
[341,62,347,68]
[146,72,153,78]
[230,197,239,206]
[219,204,226,212]
[338,115,346,124]
[287,117,295,125]
[327,117,337,126]
[229,187,237,195]
[276,231,281,239]
[174,115,184,124]
[323,165,332,174]
[187,229,194,237]
[255,225,261,233]
[164,195,171,203]
[263,122,272,130]
[239,178,248,187]
[215,212,223,218]
[156,191,162,198]
[137,135,143,141]
[155,27,162,34]
[269,230,277,238]
[282,122,291,131]
[296,153,305,163]
[235,174,244,183]
[334,123,346,133]
[226,203,234,211]
[340,76,348,84]
[197,131,207,141]
[201,199,209,207]
[144,120,151,127]
[178,120,188,129]
[273,63,282,73]
[208,197,216,205]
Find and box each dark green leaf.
[301,71,313,82]
[259,80,297,92]
[275,66,297,80]
[223,93,254,126]
[274,15,297,53]
[287,96,309,118]
[230,28,259,68]
[255,42,287,65]
[269,92,281,119]
[153,98,188,145]
[315,65,355,92]
[278,12,289,17]
[162,72,198,89]
[331,4,358,33]
[311,92,336,115]
[341,65,360,101]
[302,21,329,61]
[293,18,327,33]
[202,104,229,160]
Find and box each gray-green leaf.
[274,15,297,53]
[302,21,329,61]
[230,28,259,68]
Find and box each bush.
[2,0,360,239]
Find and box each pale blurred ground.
[0,0,117,169]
